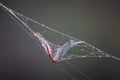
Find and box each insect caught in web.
[34,32,58,63]
[0,3,120,80]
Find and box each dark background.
[0,0,120,80]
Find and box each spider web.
[0,3,120,62]
[1,3,120,80]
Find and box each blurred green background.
[0,0,120,80]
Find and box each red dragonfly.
[35,32,61,63]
